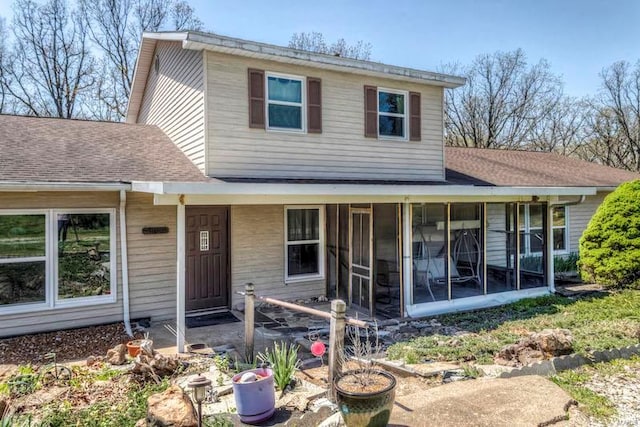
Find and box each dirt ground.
[0,322,141,366]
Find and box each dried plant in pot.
[334,324,396,427]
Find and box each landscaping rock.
[532,329,573,357]
[132,353,182,379]
[146,385,197,427]
[495,329,573,367]
[106,344,127,365]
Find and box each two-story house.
[1,31,638,349]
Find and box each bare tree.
[583,61,640,171]
[289,31,372,60]
[1,0,94,118]
[443,49,563,149]
[527,97,587,156]
[80,0,203,120]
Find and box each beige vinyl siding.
[126,193,177,321]
[138,41,206,172]
[206,51,445,181]
[230,205,325,306]
[0,192,123,337]
[566,193,606,255]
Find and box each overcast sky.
[0,0,637,97]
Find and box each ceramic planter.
[232,367,275,424]
[334,370,397,427]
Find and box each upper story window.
[267,73,304,131]
[365,85,421,141]
[248,69,322,133]
[378,89,407,138]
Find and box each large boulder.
[495,329,573,367]
[147,385,197,427]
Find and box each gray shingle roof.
[445,147,640,187]
[0,115,207,183]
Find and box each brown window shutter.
[248,68,265,129]
[364,85,378,138]
[307,77,322,133]
[409,91,421,141]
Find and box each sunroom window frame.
[265,71,306,133]
[284,205,325,283]
[377,87,408,141]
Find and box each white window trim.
[377,87,408,141]
[519,205,568,256]
[284,205,325,283]
[266,72,306,133]
[0,209,50,314]
[551,206,569,255]
[0,208,117,315]
[53,208,117,307]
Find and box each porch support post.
[244,283,255,363]
[402,201,412,314]
[328,299,346,401]
[176,201,186,353]
[546,203,555,293]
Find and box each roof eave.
[181,32,466,88]
[132,181,597,197]
[0,181,131,192]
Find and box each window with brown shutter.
[409,92,421,141]
[364,85,378,138]
[307,77,322,133]
[248,68,265,129]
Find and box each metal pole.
[328,299,346,401]
[244,283,255,364]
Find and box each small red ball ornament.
[310,341,326,357]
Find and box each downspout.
[120,190,133,337]
[547,195,586,293]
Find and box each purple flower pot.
[232,367,275,424]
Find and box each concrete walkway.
[390,375,575,427]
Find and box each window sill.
[266,127,306,134]
[378,135,409,142]
[0,295,117,316]
[285,273,324,284]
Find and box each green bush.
[579,180,640,289]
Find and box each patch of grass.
[39,378,170,426]
[551,373,615,418]
[388,290,640,364]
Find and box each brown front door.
[186,206,229,312]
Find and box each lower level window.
[0,214,46,306]
[285,207,324,281]
[57,213,113,300]
[0,209,116,312]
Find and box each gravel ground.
[0,322,140,365]
[582,363,640,427]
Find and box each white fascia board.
[0,182,131,192]
[133,181,597,205]
[181,33,465,88]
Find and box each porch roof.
[132,180,597,205]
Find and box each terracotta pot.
[126,340,142,357]
[334,370,396,427]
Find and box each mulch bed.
[0,322,141,365]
